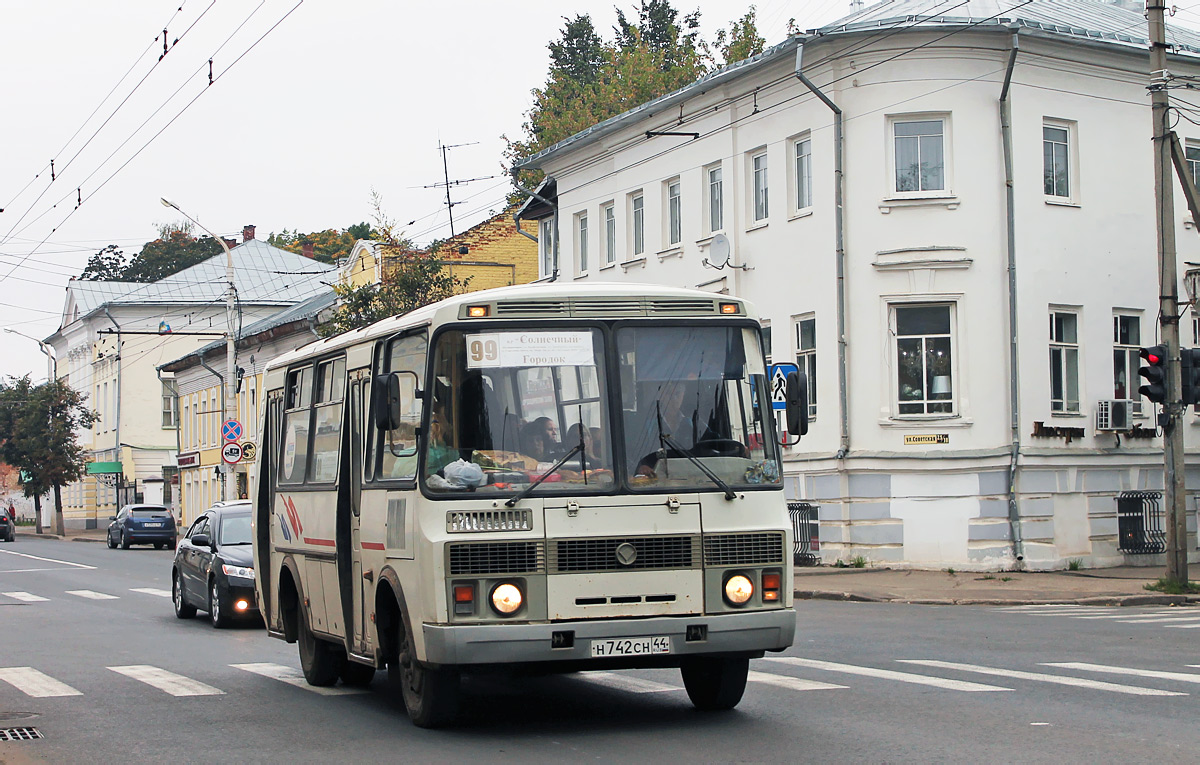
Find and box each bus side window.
[379,333,427,482]
[279,366,313,485]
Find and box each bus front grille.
[550,536,699,573]
[447,541,545,575]
[703,533,785,566]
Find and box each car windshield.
[218,513,252,545]
[617,325,779,492]
[421,328,615,496]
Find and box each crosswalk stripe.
[1043,662,1200,684]
[748,670,846,691]
[899,660,1186,696]
[1115,615,1200,624]
[766,657,1011,692]
[585,672,681,694]
[129,588,172,598]
[108,665,223,696]
[1166,624,1200,629]
[231,663,369,696]
[0,667,82,697]
[1000,605,1114,612]
[66,590,118,600]
[2,591,48,602]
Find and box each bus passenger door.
[347,370,368,655]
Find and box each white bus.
[252,282,808,727]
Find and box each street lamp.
[4,327,56,382]
[160,197,237,502]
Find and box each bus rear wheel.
[297,607,339,686]
[389,606,459,728]
[681,656,749,711]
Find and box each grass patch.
[999,576,1013,582]
[1144,578,1200,595]
[1067,558,1083,571]
[850,555,867,568]
[945,567,956,576]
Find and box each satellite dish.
[708,233,731,268]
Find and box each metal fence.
[788,501,820,566]
[1116,490,1166,554]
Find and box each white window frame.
[1188,142,1200,189]
[602,202,616,265]
[666,178,682,246]
[751,149,769,222]
[539,217,554,278]
[760,321,772,365]
[1043,119,1076,202]
[161,380,177,428]
[891,302,957,417]
[630,192,645,257]
[889,113,951,197]
[795,315,817,420]
[576,212,589,274]
[706,163,724,233]
[792,134,813,213]
[1050,308,1081,414]
[1113,312,1144,417]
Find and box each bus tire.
[680,656,749,711]
[340,660,375,688]
[297,606,339,686]
[389,605,459,728]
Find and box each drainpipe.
[103,307,123,509]
[510,168,559,281]
[999,29,1025,566]
[795,45,849,459]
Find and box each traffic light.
[1182,348,1200,408]
[1138,345,1167,404]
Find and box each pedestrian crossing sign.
[768,363,799,411]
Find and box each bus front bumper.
[421,608,795,667]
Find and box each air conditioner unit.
[1096,399,1134,432]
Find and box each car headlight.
[490,582,523,615]
[221,563,255,579]
[724,574,754,606]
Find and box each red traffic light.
[1146,353,1161,364]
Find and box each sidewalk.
[793,565,1200,606]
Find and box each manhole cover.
[0,727,43,741]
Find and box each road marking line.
[1044,662,1200,683]
[1068,612,1183,620]
[766,657,1011,692]
[585,672,681,694]
[1116,615,1200,624]
[899,660,1186,696]
[0,667,82,697]
[0,568,67,574]
[1167,624,1200,629]
[0,549,95,569]
[748,670,846,691]
[1000,605,1112,612]
[129,588,172,598]
[108,665,223,696]
[231,663,369,695]
[2,591,48,602]
[66,590,118,600]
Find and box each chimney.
[243,224,256,242]
[222,237,238,250]
[301,239,314,259]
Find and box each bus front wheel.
[297,607,339,686]
[389,606,459,728]
[681,656,749,711]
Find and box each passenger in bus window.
[426,408,458,478]
[520,417,560,462]
[564,423,601,467]
[634,380,696,476]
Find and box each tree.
[0,377,97,535]
[80,244,128,281]
[713,6,766,67]
[79,227,223,283]
[268,226,370,264]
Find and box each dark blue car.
[107,504,176,550]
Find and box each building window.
[1188,143,1200,188]
[795,316,817,420]
[893,118,945,193]
[752,150,769,221]
[631,193,644,256]
[161,380,177,428]
[182,397,190,447]
[1050,310,1081,413]
[577,212,588,273]
[191,394,199,448]
[603,203,616,265]
[539,218,554,277]
[1043,123,1071,198]
[708,165,723,232]
[894,304,954,415]
[760,322,772,365]
[794,137,812,211]
[1114,314,1143,416]
[667,179,682,246]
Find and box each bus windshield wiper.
[505,442,584,508]
[654,408,736,501]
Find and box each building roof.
[515,0,1198,172]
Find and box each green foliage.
[713,6,766,67]
[1144,577,1200,594]
[80,244,128,281]
[1067,558,1083,571]
[850,555,867,568]
[80,229,222,282]
[269,225,374,264]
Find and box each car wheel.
[209,579,228,629]
[153,542,165,550]
[340,660,376,688]
[107,530,117,549]
[168,538,177,550]
[297,605,339,686]
[173,572,196,619]
[680,656,749,711]
[120,531,130,550]
[389,603,459,728]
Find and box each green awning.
[87,461,123,475]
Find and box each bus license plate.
[590,636,671,658]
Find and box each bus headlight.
[723,574,754,606]
[490,583,523,615]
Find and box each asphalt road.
[2,537,1199,764]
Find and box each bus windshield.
[420,323,778,498]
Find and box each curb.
[795,589,1200,606]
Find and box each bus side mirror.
[373,373,404,431]
[785,371,809,438]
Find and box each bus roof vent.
[494,300,569,317]
[648,298,719,315]
[569,298,644,316]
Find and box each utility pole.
[1148,1,1189,585]
[422,142,498,241]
